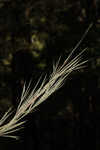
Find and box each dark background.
[0,0,100,150]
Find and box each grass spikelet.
[0,23,93,139]
[0,49,87,139]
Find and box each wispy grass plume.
[0,23,93,139]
